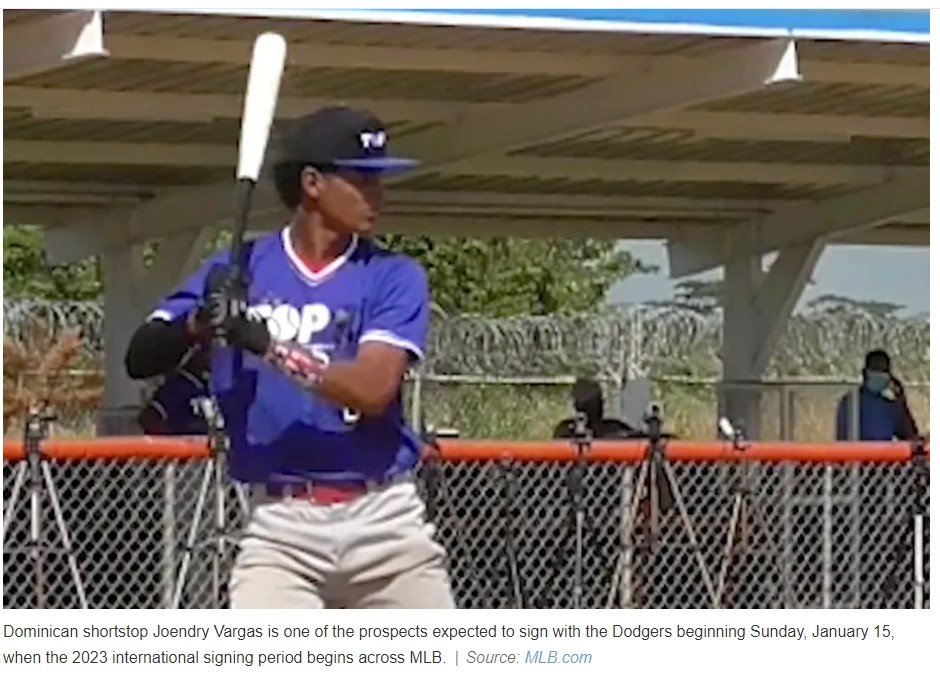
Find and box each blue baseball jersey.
[835,388,910,441]
[148,228,429,484]
[144,367,209,435]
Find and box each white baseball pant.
[228,477,455,608]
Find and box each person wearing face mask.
[836,349,919,441]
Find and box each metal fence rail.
[3,437,929,610]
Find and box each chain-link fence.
[3,301,930,608]
[3,440,928,610]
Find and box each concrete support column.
[720,245,765,438]
[97,244,148,435]
[95,227,215,435]
[719,233,824,439]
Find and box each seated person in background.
[836,349,919,441]
[553,378,638,440]
[137,347,209,436]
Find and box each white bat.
[236,32,287,185]
[214,32,287,344]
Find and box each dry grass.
[3,325,102,434]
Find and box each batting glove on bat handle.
[228,313,272,356]
[191,265,234,343]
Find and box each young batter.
[125,106,454,608]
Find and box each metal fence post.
[822,463,833,608]
[912,439,928,609]
[781,460,795,607]
[162,463,177,608]
[616,465,635,609]
[850,461,862,607]
[410,367,424,431]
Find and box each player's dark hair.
[273,161,339,210]
[273,161,304,210]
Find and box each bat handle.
[230,178,256,270]
[208,177,256,351]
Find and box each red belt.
[263,477,400,505]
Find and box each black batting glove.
[190,265,270,355]
[228,312,272,356]
[188,265,231,341]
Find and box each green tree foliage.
[378,235,652,317]
[651,278,723,315]
[3,226,102,300]
[5,225,650,317]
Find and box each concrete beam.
[4,11,107,82]
[43,39,798,262]
[4,179,171,198]
[12,142,915,188]
[398,39,799,165]
[798,59,928,88]
[377,214,721,240]
[751,173,928,254]
[5,140,233,167]
[5,86,464,123]
[386,190,779,215]
[752,240,825,373]
[451,156,918,187]
[837,225,929,246]
[43,181,283,264]
[666,171,928,277]
[104,34,621,76]
[631,110,929,142]
[8,87,926,143]
[8,182,782,216]
[3,203,110,228]
[102,33,924,87]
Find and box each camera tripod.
[535,413,597,609]
[607,406,717,608]
[172,396,249,608]
[711,420,783,608]
[3,407,88,608]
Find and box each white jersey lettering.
[298,303,331,343]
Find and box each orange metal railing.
[3,437,928,464]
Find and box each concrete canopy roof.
[3,9,929,278]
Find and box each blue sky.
[609,243,929,316]
[418,9,929,35]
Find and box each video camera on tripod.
[642,403,663,442]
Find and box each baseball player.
[136,348,209,436]
[125,106,455,608]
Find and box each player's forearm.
[316,361,397,416]
[261,340,398,416]
[125,319,195,379]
